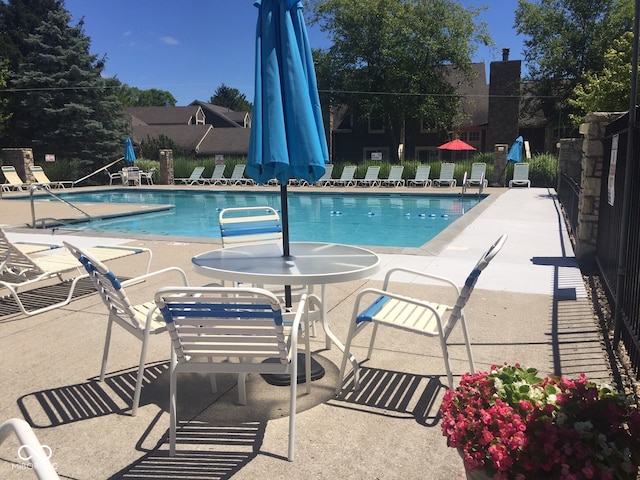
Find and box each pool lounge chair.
[30,165,73,189]
[203,164,227,186]
[509,163,531,188]
[380,166,405,187]
[64,241,188,417]
[355,166,381,187]
[464,162,488,188]
[0,227,153,316]
[155,286,309,460]
[175,166,205,185]
[335,234,507,393]
[408,165,432,187]
[434,162,457,187]
[226,164,255,186]
[326,165,356,187]
[307,164,334,186]
[1,166,29,192]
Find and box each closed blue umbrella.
[248,0,329,262]
[124,137,136,164]
[506,136,523,163]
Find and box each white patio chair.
[63,241,189,416]
[326,165,356,187]
[509,163,531,188]
[433,162,457,187]
[1,165,29,191]
[355,166,381,187]
[380,166,405,187]
[203,164,227,186]
[155,286,309,461]
[105,168,122,186]
[140,168,156,185]
[174,166,205,185]
[408,165,432,187]
[0,418,59,479]
[336,234,507,393]
[226,164,255,186]
[0,227,153,317]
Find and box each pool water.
[52,190,483,248]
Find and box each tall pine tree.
[2,2,127,173]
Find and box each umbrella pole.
[280,184,293,308]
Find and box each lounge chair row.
[174,164,255,186]
[1,165,74,192]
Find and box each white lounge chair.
[408,165,432,187]
[155,286,309,460]
[64,241,188,416]
[203,164,227,186]
[434,162,457,187]
[336,234,507,392]
[380,166,405,187]
[465,162,488,188]
[356,166,381,187]
[309,164,334,186]
[0,227,153,317]
[226,164,255,186]
[1,166,28,192]
[175,166,205,185]
[30,165,73,189]
[509,163,531,188]
[326,165,356,187]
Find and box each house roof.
[125,106,203,125]
[198,128,251,155]
[132,125,213,153]
[189,101,250,128]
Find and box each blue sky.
[64,0,525,106]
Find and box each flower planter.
[457,449,492,480]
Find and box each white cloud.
[161,36,180,45]
[123,31,132,37]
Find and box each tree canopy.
[210,84,252,112]
[515,0,634,141]
[0,0,128,173]
[113,82,177,107]
[309,0,491,160]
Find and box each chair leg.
[100,318,114,381]
[287,350,297,461]
[366,323,380,360]
[131,333,151,416]
[169,354,177,456]
[207,358,217,393]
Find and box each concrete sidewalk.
[0,187,610,479]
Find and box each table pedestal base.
[260,353,325,386]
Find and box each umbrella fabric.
[507,136,523,163]
[437,139,477,151]
[247,0,328,185]
[124,137,136,164]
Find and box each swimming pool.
[51,190,483,248]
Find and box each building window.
[468,131,480,142]
[416,147,439,162]
[368,115,385,133]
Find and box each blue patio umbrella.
[124,137,136,164]
[507,136,523,163]
[248,0,329,261]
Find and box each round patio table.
[192,241,380,351]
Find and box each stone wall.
[2,147,35,183]
[159,149,174,185]
[564,112,622,263]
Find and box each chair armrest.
[286,293,308,354]
[121,266,189,287]
[351,287,445,323]
[382,267,460,296]
[92,245,153,274]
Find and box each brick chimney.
[502,48,510,61]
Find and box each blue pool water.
[51,190,483,247]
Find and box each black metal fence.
[557,173,580,240]
[596,111,640,378]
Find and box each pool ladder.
[29,184,93,229]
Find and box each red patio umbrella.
[438,139,477,151]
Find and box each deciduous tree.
[309,0,490,161]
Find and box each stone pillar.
[159,149,173,185]
[558,138,582,187]
[2,148,35,183]
[574,112,620,263]
[492,144,509,186]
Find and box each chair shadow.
[330,366,447,427]
[17,361,170,428]
[0,276,97,320]
[111,415,266,480]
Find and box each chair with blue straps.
[155,286,309,461]
[335,234,507,393]
[63,241,189,416]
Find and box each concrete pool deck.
[0,185,612,479]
